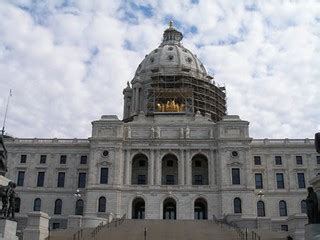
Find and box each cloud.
[0,0,319,139]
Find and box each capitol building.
[4,23,319,236]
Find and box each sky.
[0,0,319,139]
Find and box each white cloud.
[0,0,319,139]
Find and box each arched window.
[75,199,84,215]
[131,154,148,185]
[163,198,176,220]
[279,200,287,216]
[257,201,265,217]
[192,154,209,185]
[301,200,307,214]
[234,198,242,214]
[15,197,21,213]
[54,199,62,215]
[98,197,106,212]
[162,154,178,185]
[33,198,41,211]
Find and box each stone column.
[209,149,215,186]
[185,150,192,185]
[155,150,161,185]
[124,149,131,185]
[179,149,185,185]
[23,212,50,240]
[135,88,139,113]
[149,149,154,185]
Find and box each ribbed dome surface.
[134,22,209,80]
[135,45,208,79]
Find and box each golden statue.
[156,100,185,112]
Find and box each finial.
[169,20,173,28]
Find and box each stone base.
[67,215,83,228]
[0,219,18,240]
[23,212,50,240]
[0,175,10,186]
[81,216,107,228]
[305,224,320,240]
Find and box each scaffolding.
[145,75,226,122]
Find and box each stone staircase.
[47,219,288,240]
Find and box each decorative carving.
[126,126,131,138]
[0,181,16,219]
[156,127,161,138]
[185,127,190,139]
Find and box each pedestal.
[288,214,308,240]
[67,215,83,228]
[0,219,18,240]
[0,175,10,186]
[23,212,50,240]
[305,224,320,240]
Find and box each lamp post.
[257,190,264,200]
[74,189,81,198]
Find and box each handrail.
[213,217,261,240]
[73,229,83,240]
[91,214,126,239]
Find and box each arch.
[300,200,307,214]
[279,200,287,216]
[33,198,41,211]
[234,198,242,214]
[194,198,207,219]
[15,197,21,213]
[192,154,209,185]
[162,154,178,185]
[131,153,148,185]
[54,199,62,215]
[75,199,84,216]
[163,198,176,220]
[132,197,145,219]
[98,197,106,212]
[257,201,265,217]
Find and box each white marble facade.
[3,24,320,233]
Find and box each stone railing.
[251,138,314,145]
[91,214,126,239]
[7,138,89,144]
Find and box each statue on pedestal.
[0,181,16,219]
[306,187,320,224]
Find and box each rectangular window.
[78,172,86,188]
[40,155,47,164]
[60,155,67,164]
[275,156,282,165]
[57,172,65,188]
[17,171,25,186]
[296,156,303,165]
[52,223,60,230]
[317,156,320,164]
[255,173,263,189]
[37,172,45,187]
[20,155,27,163]
[100,168,108,184]
[138,175,146,185]
[166,175,174,185]
[194,175,203,185]
[281,225,288,231]
[254,156,261,165]
[232,168,240,185]
[297,173,306,188]
[80,155,87,164]
[276,173,285,189]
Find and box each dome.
[134,22,210,81]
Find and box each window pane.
[54,199,62,215]
[255,173,263,189]
[232,168,240,185]
[279,201,287,216]
[60,155,67,164]
[257,201,265,217]
[195,175,203,185]
[296,156,303,165]
[301,200,307,214]
[17,171,25,186]
[37,172,45,187]
[78,173,86,188]
[317,156,320,164]
[98,197,106,212]
[20,155,27,163]
[166,175,174,185]
[57,172,65,188]
[275,156,282,165]
[40,155,47,164]
[100,168,108,184]
[75,199,84,215]
[80,155,87,164]
[276,173,284,189]
[234,198,242,214]
[138,175,146,185]
[34,198,41,211]
[254,156,261,165]
[297,173,305,188]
